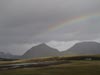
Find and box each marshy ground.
[0,55,100,75]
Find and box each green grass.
[1,55,100,75]
[0,61,100,75]
[0,54,99,65]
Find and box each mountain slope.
[22,43,60,59]
[0,52,20,59]
[62,42,100,55]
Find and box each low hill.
[0,52,20,59]
[62,42,100,55]
[21,43,60,59]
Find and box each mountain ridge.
[22,43,60,59]
[62,41,100,55]
[1,41,100,59]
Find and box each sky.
[0,0,100,55]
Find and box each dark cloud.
[0,0,100,55]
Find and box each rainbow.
[48,13,100,32]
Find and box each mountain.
[0,52,13,58]
[62,42,100,55]
[22,43,60,59]
[0,52,20,59]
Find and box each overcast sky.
[0,0,100,55]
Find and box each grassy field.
[0,55,100,75]
[0,54,99,65]
[0,60,100,75]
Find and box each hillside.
[62,42,100,55]
[22,43,60,59]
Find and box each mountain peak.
[22,43,60,59]
[63,41,100,55]
[75,41,99,45]
[37,43,48,47]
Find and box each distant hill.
[0,52,13,58]
[62,42,100,55]
[2,41,100,59]
[0,52,20,59]
[22,43,60,59]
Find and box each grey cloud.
[0,0,100,54]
